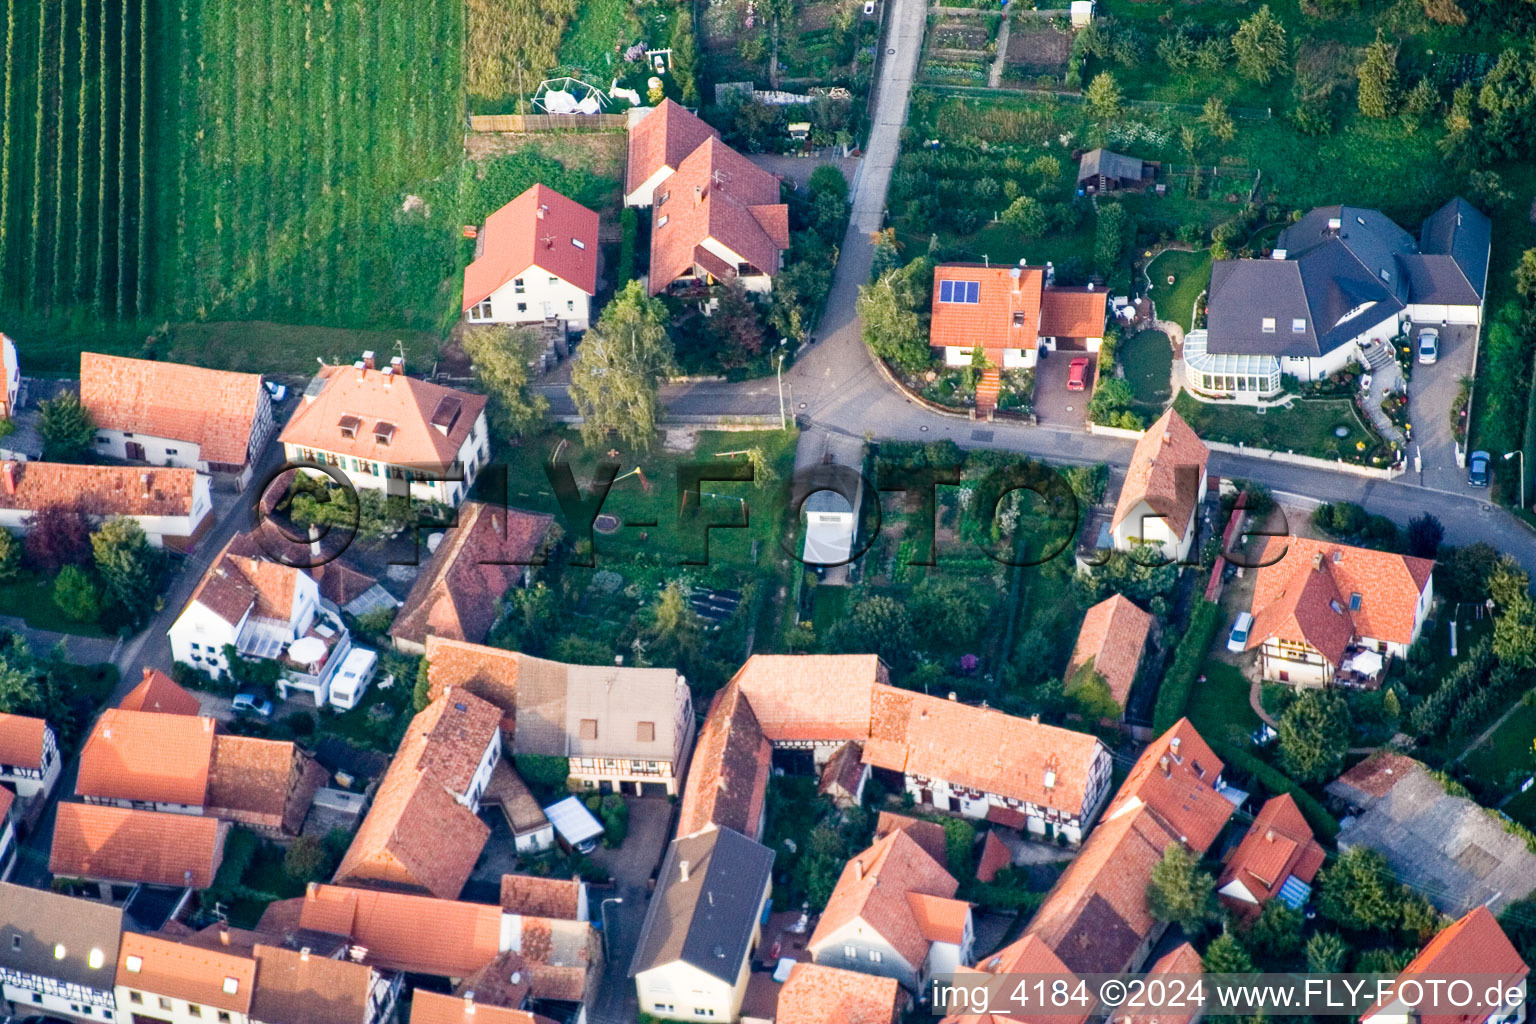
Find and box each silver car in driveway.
[1417,328,1440,364]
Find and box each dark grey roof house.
[629,825,775,996]
[1205,197,1490,362]
[0,881,123,1022]
[1077,149,1155,192]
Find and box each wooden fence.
[467,113,628,132]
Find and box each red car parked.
[1067,357,1090,391]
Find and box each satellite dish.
[287,637,327,665]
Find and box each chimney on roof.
[680,859,690,883]
[382,366,393,388]
[1265,829,1275,842]
[1087,282,1095,291]
[354,360,366,378]
[362,351,376,371]
[219,925,230,946]
[141,472,151,499]
[1,460,15,495]
[299,947,310,961]
[1029,713,1039,723]
[1010,266,1022,292]
[348,945,368,963]
[1327,217,1342,232]
[1312,551,1324,571]
[306,882,319,900]
[615,654,624,666]
[391,354,405,377]
[947,691,957,701]
[1170,736,1182,758]
[1159,755,1171,777]
[538,203,547,220]
[465,992,477,1016]
[694,184,702,206]
[854,859,864,880]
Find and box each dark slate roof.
[628,826,776,982]
[1076,149,1145,183]
[1206,260,1321,358]
[1416,196,1491,302]
[0,882,123,994]
[1400,254,1484,306]
[1050,892,1143,975]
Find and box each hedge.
[616,207,638,290]
[1211,740,1339,840]
[1152,599,1220,732]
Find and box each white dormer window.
[1261,318,1276,333]
[88,948,105,969]
[1291,318,1306,333]
[572,238,585,250]
[126,954,143,972]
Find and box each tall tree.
[1231,6,1288,85]
[91,517,163,625]
[858,273,929,372]
[569,281,676,451]
[23,503,93,570]
[1356,31,1399,118]
[1093,202,1131,277]
[1200,95,1237,142]
[1203,932,1255,973]
[1277,689,1350,782]
[1146,843,1218,933]
[1317,847,1403,932]
[670,10,700,106]
[38,393,96,462]
[1002,196,1048,236]
[1406,512,1444,558]
[1085,71,1123,121]
[1305,931,1350,973]
[462,327,549,438]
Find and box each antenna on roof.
[711,169,731,187]
[541,233,556,249]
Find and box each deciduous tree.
[570,281,676,451]
[1085,71,1123,121]
[1203,932,1254,973]
[1200,95,1237,142]
[90,517,163,626]
[23,503,93,570]
[462,327,549,438]
[1147,843,1217,933]
[858,273,929,373]
[1002,195,1048,236]
[1317,847,1402,932]
[1277,689,1350,782]
[1231,6,1288,84]
[52,566,100,623]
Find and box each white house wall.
[471,269,592,331]
[625,167,672,208]
[1406,303,1480,326]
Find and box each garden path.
[988,16,1010,88]
[1360,344,1405,444]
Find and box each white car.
[1417,329,1440,365]
[1227,611,1253,652]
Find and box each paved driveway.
[1033,353,1092,428]
[1405,322,1478,493]
[747,152,859,193]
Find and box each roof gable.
[679,682,773,838]
[120,668,202,715]
[1110,718,1231,852]
[809,830,960,968]
[79,352,266,466]
[626,99,720,198]
[929,264,1045,352]
[1068,595,1152,708]
[463,183,600,310]
[115,933,255,1014]
[0,460,200,518]
[279,364,487,467]
[51,802,228,888]
[77,709,217,806]
[0,712,49,768]
[1110,409,1209,542]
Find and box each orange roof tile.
[464,184,599,310]
[976,830,1012,884]
[1367,907,1529,1024]
[1110,409,1209,543]
[250,943,375,1024]
[1247,536,1434,665]
[0,460,201,518]
[929,265,1045,354]
[115,933,256,1014]
[874,812,951,867]
[287,885,505,978]
[728,654,888,742]
[392,501,555,649]
[1113,943,1203,1024]
[648,137,788,294]
[119,668,202,715]
[0,712,49,769]
[819,740,868,801]
[76,709,217,807]
[184,533,313,626]
[51,802,228,888]
[863,684,1108,817]
[959,935,1091,1024]
[425,636,522,732]
[206,735,325,835]
[1331,751,1422,802]
[1109,718,1231,853]
[626,99,720,199]
[1217,794,1326,913]
[80,352,268,467]
[1038,288,1108,339]
[499,875,584,920]
[809,830,961,970]
[907,891,970,944]
[279,364,487,468]
[1067,595,1153,708]
[679,682,772,839]
[777,962,903,1024]
[412,990,554,1024]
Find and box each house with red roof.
[0,711,61,803]
[648,136,789,296]
[1216,794,1326,918]
[279,355,490,509]
[807,829,974,992]
[0,789,14,880]
[1362,906,1528,1024]
[1110,943,1205,1024]
[80,352,275,489]
[463,184,599,331]
[0,459,212,548]
[119,667,202,715]
[777,963,905,1024]
[1245,536,1434,685]
[1110,409,1210,561]
[928,263,1108,370]
[1066,594,1153,717]
[50,801,230,890]
[625,99,721,208]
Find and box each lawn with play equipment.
[1145,249,1212,334]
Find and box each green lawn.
[0,573,110,637]
[1188,661,1262,749]
[161,323,445,376]
[1173,391,1378,461]
[810,584,851,637]
[1145,250,1212,333]
[1463,700,1536,791]
[1118,329,1173,409]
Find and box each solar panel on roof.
[939,279,979,304]
[1277,874,1311,909]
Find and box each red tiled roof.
[463,184,599,310]
[391,501,555,649]
[206,735,325,835]
[1109,718,1231,853]
[819,740,867,801]
[185,533,311,626]
[0,460,200,518]
[864,684,1107,817]
[425,637,522,732]
[1111,409,1209,543]
[1113,943,1203,1024]
[279,364,487,467]
[1331,751,1422,802]
[332,692,497,900]
[77,709,217,807]
[1038,288,1109,339]
[80,352,267,467]
[500,875,584,920]
[1366,907,1529,1024]
[52,802,228,888]
[874,812,950,867]
[1217,794,1326,913]
[648,137,788,294]
[251,943,376,1024]
[1067,595,1153,708]
[777,962,903,1024]
[977,830,1012,884]
[728,654,888,742]
[412,990,553,1024]
[1247,536,1434,666]
[0,712,48,769]
[283,885,505,978]
[907,890,969,944]
[119,668,202,715]
[955,935,1090,1024]
[809,829,962,970]
[678,681,773,839]
[116,933,256,1014]
[625,99,720,199]
[928,265,1044,354]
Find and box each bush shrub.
[52,566,101,623]
[1152,600,1220,732]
